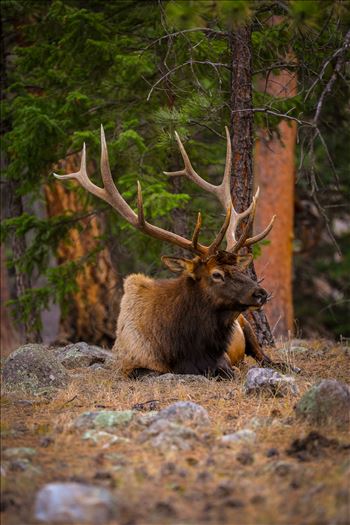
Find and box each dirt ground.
[1,340,349,525]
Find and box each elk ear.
[236,254,253,271]
[161,256,197,278]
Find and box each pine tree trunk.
[1,14,41,343]
[254,69,297,338]
[6,184,43,342]
[0,245,21,357]
[45,155,119,347]
[229,26,275,347]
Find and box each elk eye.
[212,271,225,282]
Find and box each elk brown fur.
[113,252,272,378]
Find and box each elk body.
[54,126,280,378]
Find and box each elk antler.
[164,127,276,253]
[53,125,230,257]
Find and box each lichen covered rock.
[2,344,69,394]
[34,482,117,523]
[55,342,113,369]
[244,367,298,397]
[140,419,199,452]
[73,410,135,430]
[154,401,210,427]
[295,379,350,427]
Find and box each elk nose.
[252,288,268,305]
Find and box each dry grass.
[1,340,349,525]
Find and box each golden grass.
[1,340,349,525]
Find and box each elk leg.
[241,317,301,373]
[214,353,235,379]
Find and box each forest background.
[1,0,349,355]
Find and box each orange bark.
[45,155,119,346]
[254,68,297,337]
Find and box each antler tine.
[207,207,232,256]
[137,181,145,227]
[191,212,202,250]
[230,197,257,254]
[100,125,138,225]
[245,214,276,247]
[53,143,110,204]
[219,126,232,208]
[225,187,260,251]
[163,131,219,195]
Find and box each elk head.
[54,126,275,311]
[162,251,269,312]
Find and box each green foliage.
[2,0,349,338]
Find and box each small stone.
[3,447,37,459]
[266,448,279,458]
[197,471,213,482]
[154,501,177,518]
[2,344,69,394]
[34,482,117,523]
[295,379,350,428]
[140,419,199,452]
[74,410,135,431]
[271,461,295,477]
[8,459,42,475]
[251,494,265,505]
[160,462,176,476]
[89,364,105,371]
[103,453,127,465]
[55,342,113,369]
[244,367,298,397]
[221,429,256,445]
[214,480,233,498]
[246,416,274,429]
[39,437,54,448]
[82,430,129,447]
[154,402,210,427]
[236,450,254,465]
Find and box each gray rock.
[221,429,256,445]
[34,482,117,523]
[279,344,309,355]
[140,419,199,451]
[73,410,135,431]
[82,430,129,446]
[244,367,298,397]
[246,416,274,429]
[149,373,210,383]
[135,411,159,426]
[268,461,296,477]
[2,344,69,394]
[3,447,37,459]
[55,342,113,369]
[8,458,42,475]
[295,379,350,427]
[154,401,210,427]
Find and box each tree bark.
[0,245,21,356]
[254,34,297,338]
[6,183,43,342]
[229,25,274,347]
[45,155,119,347]
[1,13,42,343]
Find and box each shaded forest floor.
[1,340,350,525]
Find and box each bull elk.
[54,126,288,378]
